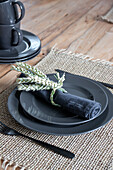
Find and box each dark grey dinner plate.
[0,30,41,62]
[8,81,113,136]
[20,74,108,125]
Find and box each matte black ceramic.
[0,46,41,63]
[20,74,108,125]
[0,22,23,49]
[0,30,41,59]
[7,81,113,136]
[0,0,25,25]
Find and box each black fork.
[0,121,75,159]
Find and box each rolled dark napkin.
[33,89,101,119]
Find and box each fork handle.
[20,134,75,159]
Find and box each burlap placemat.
[101,6,113,23]
[0,48,113,170]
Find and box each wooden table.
[0,0,113,169]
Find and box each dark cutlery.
[0,121,75,159]
[55,69,113,89]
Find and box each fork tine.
[0,121,4,128]
[0,126,6,134]
[0,121,10,132]
[0,121,19,135]
[0,121,13,135]
[0,121,7,131]
[0,121,8,128]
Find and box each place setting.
[0,0,41,64]
[0,0,113,164]
[0,53,113,162]
[7,62,113,137]
[0,0,113,169]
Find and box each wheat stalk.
[12,62,66,106]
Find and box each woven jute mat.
[0,48,113,170]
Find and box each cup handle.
[13,1,25,23]
[12,28,23,46]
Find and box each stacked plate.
[8,71,113,135]
[0,30,41,64]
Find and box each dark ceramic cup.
[0,22,23,49]
[0,0,25,25]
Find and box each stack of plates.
[0,30,41,64]
[8,71,113,135]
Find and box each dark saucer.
[0,47,41,64]
[0,30,41,61]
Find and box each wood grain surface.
[0,0,113,169]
